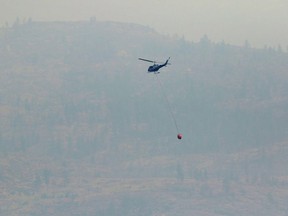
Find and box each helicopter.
[139,57,170,73]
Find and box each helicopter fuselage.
[147,58,170,73]
[148,64,162,72]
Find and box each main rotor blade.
[138,58,155,63]
[159,62,171,65]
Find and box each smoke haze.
[1,0,288,47]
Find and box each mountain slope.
[1,20,288,154]
[1,20,288,215]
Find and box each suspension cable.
[155,73,180,134]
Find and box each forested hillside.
[1,20,288,215]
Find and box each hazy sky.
[1,0,288,48]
